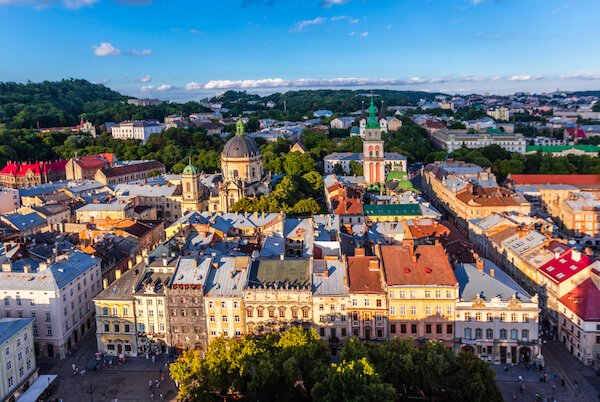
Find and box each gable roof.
[0,160,67,177]
[559,278,600,321]
[347,255,384,294]
[381,244,457,287]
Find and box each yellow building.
[347,250,388,340]
[94,268,139,357]
[204,256,250,342]
[243,259,312,335]
[380,244,457,344]
[312,256,350,346]
[422,161,530,230]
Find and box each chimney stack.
[490,268,495,277]
[369,259,379,271]
[572,249,581,262]
[355,248,365,257]
[115,269,122,280]
[476,257,484,271]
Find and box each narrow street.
[542,339,600,401]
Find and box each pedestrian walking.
[513,393,517,400]
[152,355,156,364]
[518,375,523,382]
[75,367,79,375]
[148,379,153,390]
[155,379,160,389]
[72,363,76,373]
[161,373,165,381]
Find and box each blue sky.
[0,0,599,100]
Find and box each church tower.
[363,98,386,184]
[181,157,204,213]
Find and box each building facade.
[0,318,37,402]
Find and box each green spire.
[236,119,245,136]
[366,96,379,129]
[182,155,199,176]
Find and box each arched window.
[510,313,517,322]
[102,306,109,316]
[475,312,482,321]
[112,306,119,316]
[486,328,493,339]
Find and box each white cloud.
[184,82,203,90]
[92,42,121,57]
[188,28,201,34]
[360,31,368,37]
[139,74,152,83]
[322,0,348,8]
[468,0,484,4]
[330,15,347,21]
[130,48,152,56]
[507,74,544,81]
[291,17,326,32]
[349,31,355,36]
[140,84,173,92]
[350,19,359,24]
[559,72,600,80]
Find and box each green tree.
[442,352,503,402]
[283,152,318,176]
[247,117,260,132]
[312,358,396,402]
[292,198,322,215]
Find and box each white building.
[464,117,496,130]
[111,121,165,143]
[487,107,510,121]
[455,259,540,365]
[556,269,600,366]
[324,152,407,176]
[0,188,19,215]
[0,252,102,359]
[0,318,37,402]
[431,129,527,154]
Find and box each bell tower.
[181,156,203,213]
[363,97,385,184]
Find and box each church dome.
[222,135,260,159]
[183,163,199,175]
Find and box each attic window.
[404,267,411,273]
[425,267,432,274]
[556,273,565,279]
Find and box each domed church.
[180,119,271,214]
[217,120,270,211]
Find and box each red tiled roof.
[381,244,457,286]
[347,255,385,294]
[559,279,600,321]
[75,154,112,170]
[537,248,594,284]
[0,160,67,177]
[508,174,600,186]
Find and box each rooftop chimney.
[115,270,122,280]
[489,268,495,277]
[554,251,561,260]
[572,249,581,262]
[355,248,365,257]
[476,257,484,271]
[369,259,379,271]
[1,263,11,273]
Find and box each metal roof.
[363,204,422,216]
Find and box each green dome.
[183,163,199,176]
